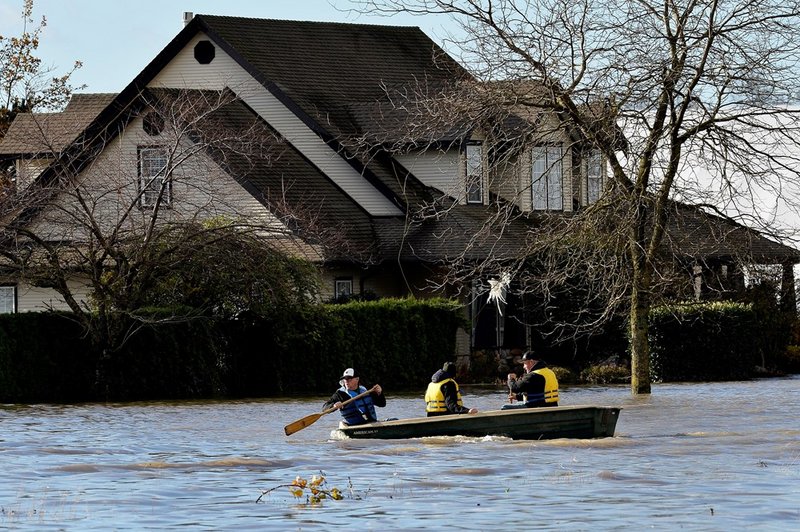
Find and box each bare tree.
[0,0,83,137]
[356,0,800,393]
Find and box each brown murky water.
[1,377,798,530]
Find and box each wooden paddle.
[284,385,379,436]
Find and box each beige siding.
[151,33,402,217]
[395,149,463,202]
[15,278,91,313]
[14,158,52,191]
[492,154,527,211]
[27,114,287,241]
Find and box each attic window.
[194,40,215,64]
[142,112,165,136]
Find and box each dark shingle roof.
[664,201,800,263]
[0,94,116,155]
[197,15,466,139]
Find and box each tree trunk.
[629,208,652,395]
[629,280,652,394]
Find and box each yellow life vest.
[523,368,559,405]
[425,378,463,413]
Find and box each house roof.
[196,15,467,140]
[191,15,465,207]
[0,93,116,155]
[1,15,794,272]
[663,201,800,263]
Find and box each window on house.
[532,146,563,210]
[335,278,353,299]
[138,147,170,208]
[587,150,602,205]
[0,285,16,314]
[466,143,483,204]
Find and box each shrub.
[579,364,630,384]
[648,301,772,382]
[552,365,579,384]
[777,345,800,374]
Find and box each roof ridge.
[195,13,421,30]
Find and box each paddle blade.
[284,412,323,436]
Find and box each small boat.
[336,405,621,440]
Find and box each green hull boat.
[337,405,621,440]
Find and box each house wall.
[492,153,526,211]
[15,277,92,313]
[14,158,52,191]
[26,114,287,242]
[150,32,402,217]
[490,114,575,212]
[394,149,463,202]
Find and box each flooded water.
[1,377,798,530]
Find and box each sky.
[0,0,457,94]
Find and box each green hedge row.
[0,313,95,402]
[0,298,464,403]
[224,297,465,396]
[648,301,790,382]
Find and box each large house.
[1,14,797,358]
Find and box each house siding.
[14,158,51,191]
[493,154,526,211]
[150,33,402,217]
[15,278,91,313]
[26,114,287,241]
[394,149,462,202]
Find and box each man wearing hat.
[323,368,386,426]
[424,361,478,416]
[504,351,559,409]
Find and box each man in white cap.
[322,368,386,425]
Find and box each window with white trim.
[335,279,353,299]
[532,146,563,210]
[587,150,603,205]
[138,147,170,208]
[466,143,483,204]
[0,285,16,314]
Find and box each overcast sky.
[0,0,456,94]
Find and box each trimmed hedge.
[648,301,787,382]
[0,313,95,402]
[224,297,466,396]
[0,297,465,402]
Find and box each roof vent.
[183,12,193,26]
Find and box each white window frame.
[587,150,603,205]
[138,146,170,208]
[465,143,484,204]
[335,279,353,299]
[532,146,563,210]
[0,285,17,314]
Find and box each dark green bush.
[648,301,771,382]
[0,313,95,402]
[224,297,465,396]
[778,345,800,374]
[579,363,630,384]
[0,298,465,402]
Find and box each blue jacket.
[323,385,386,425]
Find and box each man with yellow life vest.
[425,362,478,416]
[503,351,559,409]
